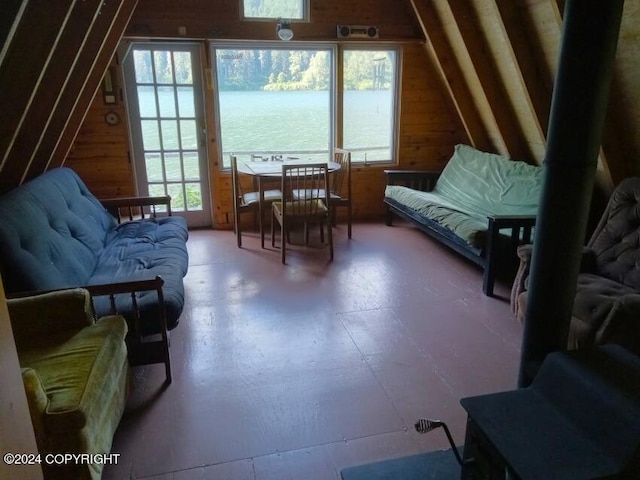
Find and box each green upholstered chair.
[7,288,129,480]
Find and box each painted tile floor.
[103,222,523,480]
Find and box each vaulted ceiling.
[1,0,639,197]
[0,0,138,194]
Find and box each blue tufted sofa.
[0,167,189,379]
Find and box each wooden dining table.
[237,160,341,248]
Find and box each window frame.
[211,41,402,169]
[212,41,336,169]
[340,44,402,165]
[240,0,309,21]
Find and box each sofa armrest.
[596,293,640,353]
[480,215,536,298]
[511,244,533,317]
[488,214,537,242]
[7,289,95,347]
[83,275,172,383]
[384,170,441,191]
[21,368,48,449]
[510,244,598,317]
[100,195,172,223]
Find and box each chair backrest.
[230,155,243,208]
[281,163,330,217]
[587,177,640,289]
[331,148,352,198]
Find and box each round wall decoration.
[104,111,120,125]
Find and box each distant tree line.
[243,0,303,19]
[216,49,394,92]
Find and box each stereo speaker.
[337,25,379,39]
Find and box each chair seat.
[242,189,282,205]
[273,199,328,217]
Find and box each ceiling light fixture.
[276,18,294,41]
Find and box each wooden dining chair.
[329,148,352,238]
[271,163,333,263]
[231,155,281,248]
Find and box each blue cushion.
[91,217,189,332]
[0,168,115,291]
[0,168,189,333]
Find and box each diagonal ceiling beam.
[0,0,28,69]
[0,0,75,188]
[410,0,491,151]
[1,0,105,189]
[28,0,138,177]
[491,0,551,146]
[444,0,529,160]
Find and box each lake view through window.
[213,45,400,168]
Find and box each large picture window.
[213,43,400,168]
[214,46,333,168]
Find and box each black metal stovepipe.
[518,0,625,387]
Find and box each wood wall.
[2,0,638,462]
[0,0,139,195]
[67,0,466,227]
[3,0,640,225]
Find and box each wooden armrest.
[82,277,166,329]
[8,277,166,327]
[85,276,172,383]
[487,214,537,227]
[100,195,172,223]
[82,276,165,297]
[487,215,536,245]
[11,277,172,384]
[384,170,441,191]
[8,277,165,299]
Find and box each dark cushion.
[589,177,640,290]
[569,273,637,347]
[514,178,640,356]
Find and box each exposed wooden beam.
[491,0,550,146]
[550,0,566,26]
[1,0,104,189]
[0,0,28,69]
[28,0,138,176]
[549,0,619,190]
[410,0,491,151]
[444,0,529,160]
[0,0,75,191]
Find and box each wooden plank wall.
[0,0,138,195]
[3,0,640,225]
[411,0,640,195]
[68,0,466,228]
